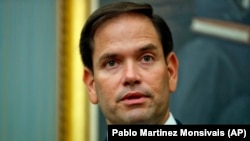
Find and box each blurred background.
[0,0,249,141]
[0,0,57,141]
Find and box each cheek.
[156,67,168,81]
[145,68,169,94]
[94,77,119,114]
[94,76,118,100]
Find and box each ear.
[83,68,98,104]
[166,52,179,93]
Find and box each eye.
[107,60,116,67]
[104,59,119,69]
[141,55,154,63]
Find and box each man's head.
[79,2,178,124]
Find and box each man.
[79,1,180,125]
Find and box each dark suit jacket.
[175,118,182,125]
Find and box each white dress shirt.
[164,112,177,125]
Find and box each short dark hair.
[79,2,173,72]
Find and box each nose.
[123,61,141,86]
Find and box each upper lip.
[121,92,148,101]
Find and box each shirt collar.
[164,112,177,125]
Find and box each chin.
[124,112,151,124]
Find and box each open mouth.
[122,93,146,100]
[121,92,149,105]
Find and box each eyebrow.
[97,43,157,64]
[98,53,117,63]
[139,43,157,52]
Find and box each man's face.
[84,13,178,124]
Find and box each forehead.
[94,13,160,48]
[91,12,164,69]
[93,14,163,63]
[93,12,159,44]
